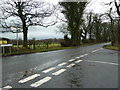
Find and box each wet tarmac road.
[1,43,118,88]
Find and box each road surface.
[1,43,118,88]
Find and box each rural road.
[1,43,118,88]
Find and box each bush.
[60,40,71,47]
[82,39,89,43]
[60,34,72,47]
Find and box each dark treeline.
[58,1,119,47]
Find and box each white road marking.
[42,67,56,73]
[85,60,119,66]
[91,50,98,53]
[84,54,88,56]
[79,55,85,58]
[75,60,83,63]
[69,59,76,62]
[2,85,12,89]
[75,57,80,59]
[79,53,89,58]
[66,63,75,68]
[91,48,103,53]
[19,74,40,83]
[57,62,67,66]
[30,76,52,88]
[75,53,89,59]
[52,69,66,76]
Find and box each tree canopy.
[0,0,57,47]
[59,1,87,46]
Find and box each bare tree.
[105,0,120,44]
[0,0,57,48]
[81,12,93,42]
[114,0,120,16]
[56,23,69,35]
[114,0,120,44]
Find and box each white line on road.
[52,69,66,76]
[84,53,89,56]
[30,76,52,88]
[66,63,76,68]
[19,74,40,83]
[85,60,119,66]
[42,67,56,73]
[69,59,76,62]
[75,53,89,60]
[1,85,12,89]
[91,48,103,53]
[79,55,85,58]
[75,57,80,59]
[79,53,89,57]
[57,62,67,66]
[75,60,83,63]
[91,50,98,53]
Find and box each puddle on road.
[67,64,83,88]
[70,77,82,88]
[2,68,34,86]
[19,69,33,79]
[33,60,60,72]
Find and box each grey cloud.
[1,26,64,40]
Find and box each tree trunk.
[33,42,35,50]
[89,29,92,41]
[71,30,78,46]
[110,21,115,46]
[71,31,80,46]
[84,32,87,40]
[47,43,49,49]
[89,22,93,43]
[118,17,120,44]
[23,30,28,48]
[71,31,76,46]
[71,32,80,46]
[23,24,28,48]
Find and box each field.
[13,43,61,49]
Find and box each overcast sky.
[1,0,114,40]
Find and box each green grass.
[13,43,61,49]
[103,45,120,51]
[1,46,72,56]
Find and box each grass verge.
[1,47,73,57]
[103,45,120,51]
